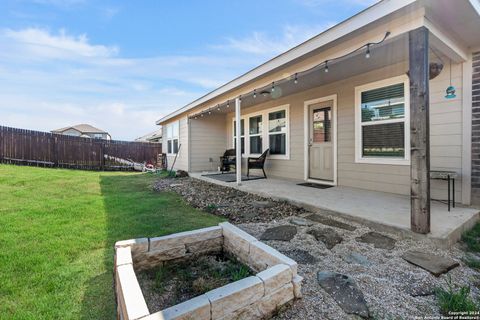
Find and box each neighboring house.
[51,124,111,140]
[135,129,162,143]
[157,0,480,233]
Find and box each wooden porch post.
[409,26,431,234]
[235,97,242,186]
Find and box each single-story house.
[51,124,111,140]
[135,129,162,143]
[157,0,480,235]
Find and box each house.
[135,129,162,143]
[156,0,480,237]
[51,124,111,140]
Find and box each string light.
[188,31,390,119]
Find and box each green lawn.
[0,164,224,320]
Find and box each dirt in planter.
[136,252,254,313]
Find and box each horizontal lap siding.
[194,60,464,197]
[165,117,189,171]
[472,51,480,201]
[190,114,227,172]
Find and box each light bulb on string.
[271,82,275,92]
[253,89,257,98]
[294,73,298,84]
[365,44,371,59]
[324,60,329,73]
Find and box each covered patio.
[191,172,479,247]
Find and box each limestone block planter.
[114,222,302,320]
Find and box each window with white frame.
[233,119,245,154]
[268,110,287,155]
[232,105,289,159]
[166,121,179,155]
[249,115,262,154]
[355,76,410,164]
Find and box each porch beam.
[235,97,242,186]
[409,26,431,234]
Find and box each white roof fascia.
[156,0,417,124]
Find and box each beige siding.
[221,60,464,199]
[190,114,228,172]
[164,117,189,171]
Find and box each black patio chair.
[247,149,269,178]
[220,149,236,173]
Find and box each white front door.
[308,101,334,181]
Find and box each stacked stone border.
[114,222,303,320]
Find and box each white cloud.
[0,24,335,140]
[214,24,336,57]
[3,28,118,59]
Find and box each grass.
[0,164,224,319]
[462,223,480,270]
[435,276,478,315]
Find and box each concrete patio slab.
[191,173,479,247]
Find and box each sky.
[0,0,376,140]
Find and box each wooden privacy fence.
[0,126,162,170]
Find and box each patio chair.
[220,149,236,173]
[247,149,269,178]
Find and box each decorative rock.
[143,294,211,320]
[290,217,314,227]
[260,225,297,241]
[280,249,318,265]
[206,276,264,319]
[317,271,370,319]
[306,214,356,231]
[256,264,293,295]
[308,228,343,249]
[356,232,396,250]
[184,237,223,256]
[292,275,304,298]
[405,281,436,297]
[343,252,372,266]
[252,200,274,208]
[175,170,189,178]
[249,240,298,275]
[115,246,133,267]
[150,226,222,251]
[402,250,460,277]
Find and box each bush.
[435,277,478,315]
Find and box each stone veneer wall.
[114,222,303,320]
[472,52,480,203]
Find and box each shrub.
[435,276,478,315]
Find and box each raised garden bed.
[114,222,303,320]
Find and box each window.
[355,76,410,165]
[233,119,245,154]
[268,110,287,155]
[249,115,262,154]
[231,105,289,160]
[166,121,179,155]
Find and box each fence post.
[53,136,58,167]
[100,141,105,171]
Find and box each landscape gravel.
[154,176,480,319]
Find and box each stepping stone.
[308,228,343,249]
[405,280,436,297]
[252,200,274,208]
[402,250,459,277]
[281,249,318,265]
[343,252,372,266]
[290,217,314,227]
[317,271,370,319]
[306,214,356,231]
[260,225,297,241]
[355,232,396,250]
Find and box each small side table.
[430,170,458,211]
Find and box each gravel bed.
[154,176,480,319]
[154,177,306,223]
